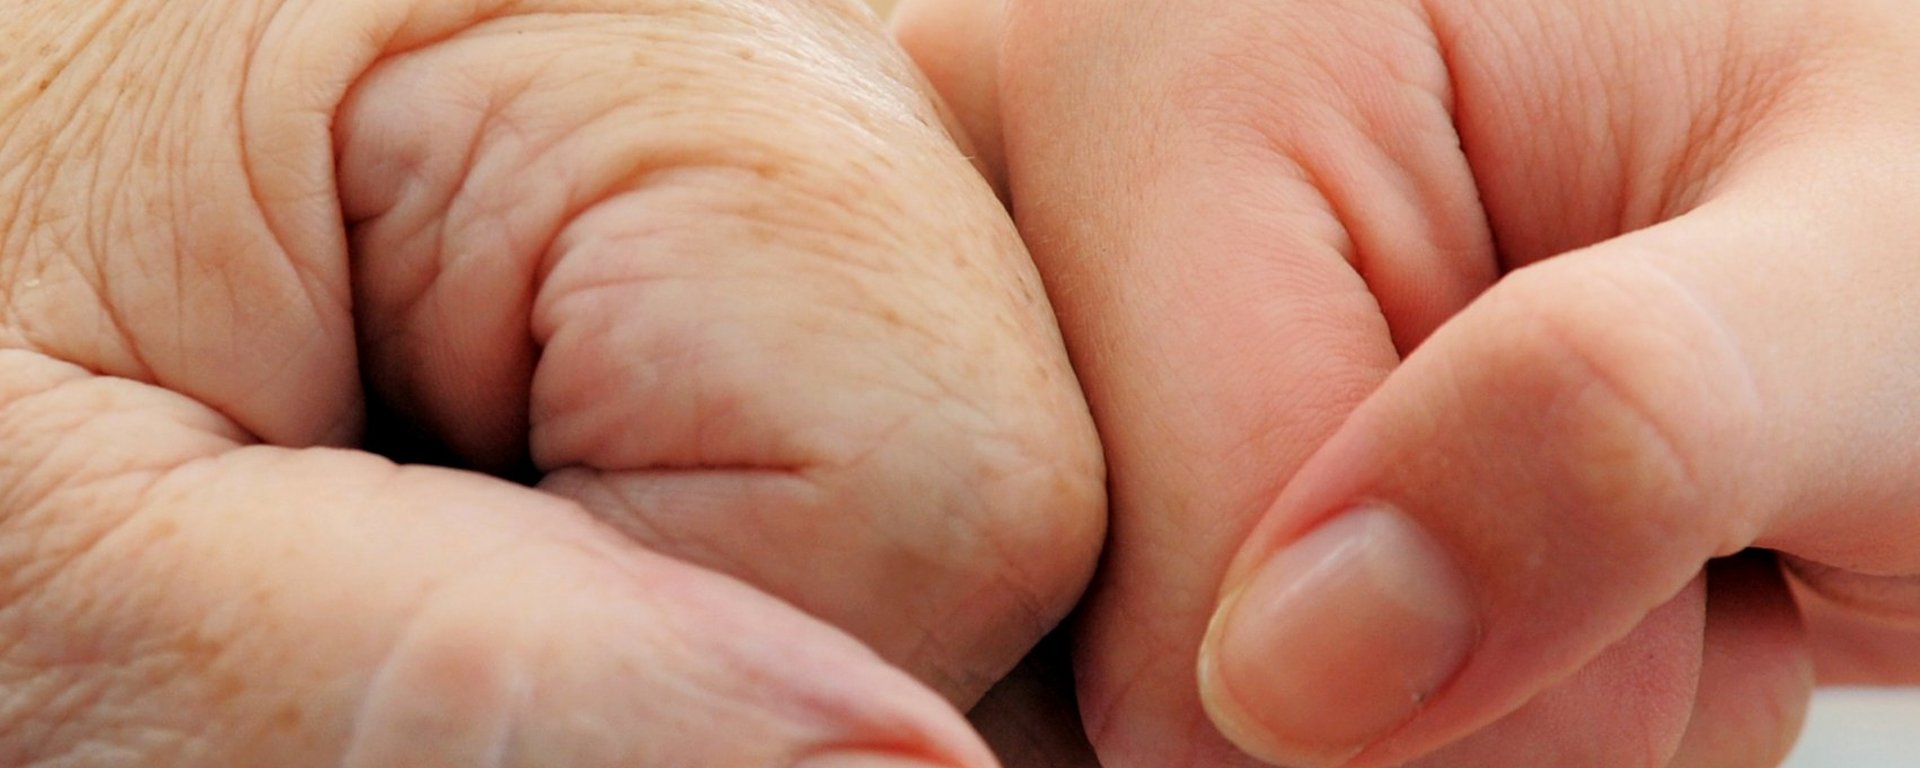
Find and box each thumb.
[0,350,993,768]
[1197,152,1920,766]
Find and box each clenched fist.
[897,0,1920,765]
[0,1,1103,764]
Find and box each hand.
[895,0,1920,765]
[0,0,1105,764]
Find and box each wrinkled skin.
[0,1,1106,765]
[895,0,1920,766]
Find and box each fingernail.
[1198,505,1476,767]
[791,751,955,768]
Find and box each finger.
[0,350,994,767]
[335,2,1103,705]
[1409,577,1706,768]
[1790,574,1920,686]
[1671,554,1813,768]
[890,0,1007,193]
[1200,116,1920,766]
[1783,557,1920,626]
[1,1,365,446]
[1411,557,1813,768]
[908,0,1500,763]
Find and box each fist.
[0,0,1102,764]
[897,0,1920,765]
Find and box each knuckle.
[1481,259,1759,537]
[1166,1,1449,151]
[822,386,1105,692]
[956,402,1107,604]
[842,381,1106,590]
[344,586,524,768]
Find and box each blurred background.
[862,0,1917,765]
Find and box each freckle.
[36,79,49,92]
[209,673,244,703]
[182,632,220,659]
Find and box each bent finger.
[336,1,1103,705]
[1671,554,1812,768]
[1408,578,1707,768]
[1200,124,1920,766]
[0,349,993,768]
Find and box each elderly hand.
[0,1,1105,764]
[897,0,1920,765]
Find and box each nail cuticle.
[1197,505,1477,767]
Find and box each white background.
[1786,688,1920,767]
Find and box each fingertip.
[794,753,978,768]
[1198,507,1477,766]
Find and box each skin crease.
[892,0,1920,766]
[0,0,1105,764]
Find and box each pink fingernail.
[792,751,957,768]
[1198,505,1477,766]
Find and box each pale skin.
[893,0,1920,766]
[0,1,1109,765]
[8,0,1920,767]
